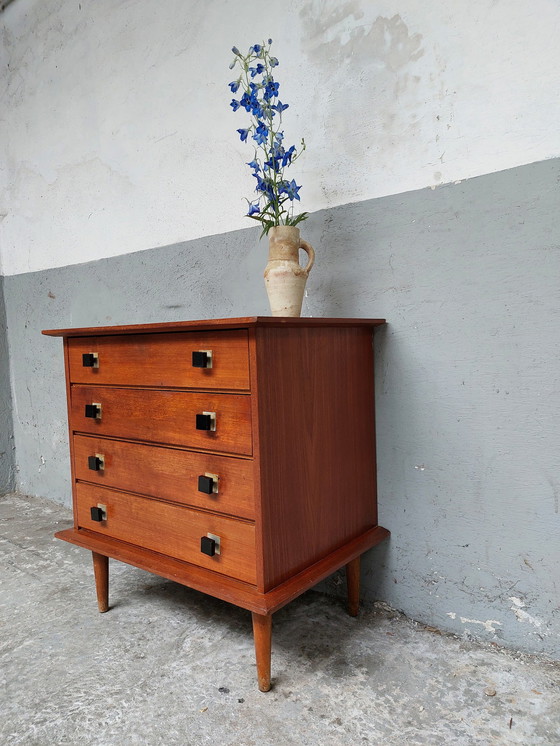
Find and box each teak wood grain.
[76,482,257,584]
[92,552,109,613]
[43,317,386,338]
[252,613,272,692]
[67,330,250,390]
[253,325,378,590]
[70,386,252,456]
[63,338,80,528]
[73,434,255,520]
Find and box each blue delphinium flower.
[286,179,302,200]
[279,179,301,201]
[263,80,279,101]
[253,121,269,145]
[228,40,307,236]
[281,145,296,167]
[264,155,280,172]
[249,64,265,78]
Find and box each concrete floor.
[1,493,559,746]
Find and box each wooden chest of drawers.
[43,317,389,690]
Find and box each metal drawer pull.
[82,352,99,368]
[90,503,107,522]
[88,454,105,471]
[84,403,102,420]
[195,411,216,431]
[192,350,213,368]
[198,473,219,494]
[200,533,221,556]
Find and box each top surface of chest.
[42,316,385,339]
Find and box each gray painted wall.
[0,276,15,494]
[4,158,559,657]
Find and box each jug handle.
[300,240,315,275]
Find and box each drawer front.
[68,330,250,390]
[70,386,252,456]
[76,483,257,584]
[73,435,255,520]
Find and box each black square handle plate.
[82,353,98,367]
[198,475,214,494]
[192,351,210,368]
[196,413,213,431]
[200,536,216,556]
[90,506,104,522]
[88,455,103,471]
[85,404,101,419]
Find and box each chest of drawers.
[43,317,389,691]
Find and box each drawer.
[76,483,257,584]
[73,435,255,520]
[68,330,250,390]
[70,386,252,456]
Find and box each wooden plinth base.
[61,526,389,690]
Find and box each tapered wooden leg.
[252,612,272,692]
[346,556,360,617]
[92,552,109,613]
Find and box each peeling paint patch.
[460,617,502,633]
[509,597,543,628]
[301,5,424,72]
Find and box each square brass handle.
[200,536,216,556]
[90,505,107,522]
[198,473,219,494]
[82,353,99,368]
[84,403,102,420]
[88,454,105,471]
[192,350,213,368]
[200,533,221,556]
[196,412,216,431]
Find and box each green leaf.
[288,212,309,227]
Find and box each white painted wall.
[1,0,560,275]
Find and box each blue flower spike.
[229,40,307,235]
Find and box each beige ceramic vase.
[264,225,315,316]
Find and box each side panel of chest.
[253,325,378,590]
